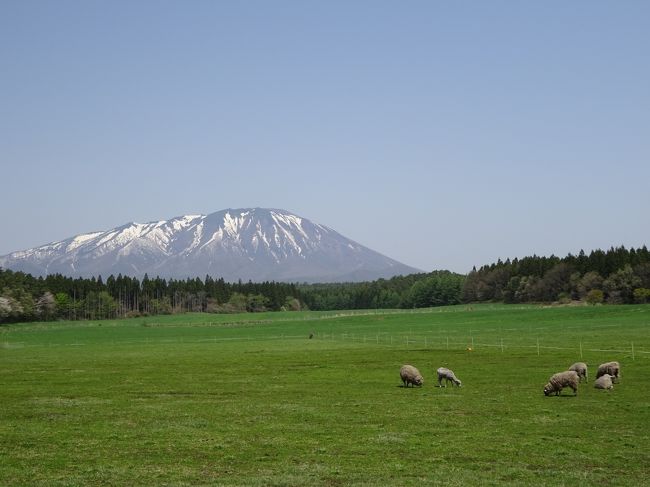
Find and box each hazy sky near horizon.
[1,1,648,274]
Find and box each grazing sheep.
[569,362,588,382]
[543,370,580,396]
[596,361,620,382]
[400,365,423,387]
[436,367,462,387]
[594,374,614,390]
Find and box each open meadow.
[1,304,649,486]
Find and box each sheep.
[596,361,620,382]
[543,370,580,396]
[594,374,614,390]
[400,365,423,387]
[436,367,462,387]
[568,362,588,382]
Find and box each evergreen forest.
[1,245,649,324]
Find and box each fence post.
[632,342,635,361]
[537,338,540,356]
[501,338,504,353]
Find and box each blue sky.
[1,1,648,273]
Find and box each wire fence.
[311,331,647,359]
[2,331,647,360]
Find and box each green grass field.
[1,304,649,486]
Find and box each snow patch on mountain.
[67,232,104,251]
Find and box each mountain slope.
[0,208,421,282]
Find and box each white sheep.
[568,362,588,382]
[596,361,620,383]
[543,370,580,396]
[436,367,462,387]
[594,374,614,390]
[400,364,423,387]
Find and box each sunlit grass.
[1,304,649,485]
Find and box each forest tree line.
[1,245,649,323]
[463,246,650,305]
[0,272,303,322]
[0,269,464,323]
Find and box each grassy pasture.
[1,304,649,486]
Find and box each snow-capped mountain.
[0,208,420,282]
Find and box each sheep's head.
[414,375,423,386]
[455,379,462,387]
[543,383,553,396]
